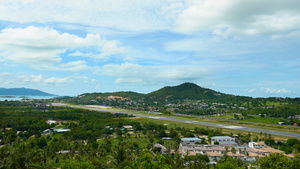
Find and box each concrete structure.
[249,142,267,149]
[210,136,237,146]
[181,137,202,145]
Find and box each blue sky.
[0,0,299,97]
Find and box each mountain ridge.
[0,87,56,96]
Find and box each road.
[52,103,300,138]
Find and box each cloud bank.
[0,26,125,70]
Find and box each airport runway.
[53,103,300,138]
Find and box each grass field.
[242,117,285,124]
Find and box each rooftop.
[206,152,223,156]
[227,152,244,157]
[218,141,238,145]
[181,137,202,141]
[248,152,259,157]
[210,136,233,139]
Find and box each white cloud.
[0,0,181,31]
[248,88,256,93]
[102,62,212,85]
[58,61,91,72]
[94,40,126,59]
[175,0,300,36]
[0,72,72,86]
[0,26,125,69]
[248,87,291,94]
[43,77,72,84]
[1,1,299,37]
[68,51,85,57]
[0,72,20,85]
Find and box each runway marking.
[148,116,162,119]
[222,125,245,129]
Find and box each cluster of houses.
[154,136,295,163]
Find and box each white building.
[122,125,133,131]
[249,142,267,149]
[46,120,57,124]
[210,136,237,145]
[181,137,202,145]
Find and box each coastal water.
[0,95,57,101]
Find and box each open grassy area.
[242,117,285,124]
[213,114,236,120]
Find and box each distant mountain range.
[0,87,56,96]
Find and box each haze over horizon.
[0,0,299,98]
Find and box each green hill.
[145,82,251,102]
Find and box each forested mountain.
[146,82,252,102]
[72,82,252,102]
[0,87,56,96]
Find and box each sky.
[0,0,299,98]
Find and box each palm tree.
[112,145,127,168]
[238,148,242,161]
[231,147,236,155]
[222,146,229,162]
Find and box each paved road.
[53,103,300,138]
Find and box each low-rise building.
[122,125,133,131]
[206,152,223,162]
[261,147,285,154]
[227,152,245,160]
[162,137,173,140]
[249,142,267,149]
[180,144,226,155]
[246,152,259,163]
[42,129,53,134]
[286,154,295,160]
[181,137,202,145]
[210,136,237,146]
[153,143,167,154]
[46,120,57,124]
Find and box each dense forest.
[1,100,300,168]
